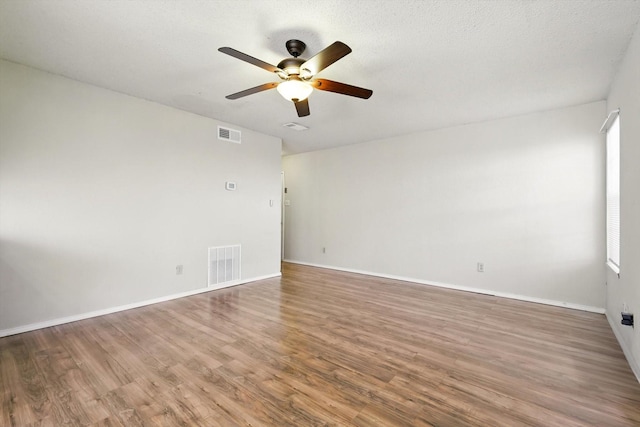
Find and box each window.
[606,113,620,273]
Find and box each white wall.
[283,101,606,310]
[606,24,640,380]
[0,60,282,333]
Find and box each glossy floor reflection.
[2,262,639,425]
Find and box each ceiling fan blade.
[311,79,373,99]
[300,41,352,76]
[294,98,310,117]
[219,47,284,74]
[225,82,278,100]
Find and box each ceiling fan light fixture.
[277,79,313,102]
[219,40,372,117]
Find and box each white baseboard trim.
[606,312,640,383]
[0,272,281,338]
[283,259,605,314]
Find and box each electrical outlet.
[322,247,326,254]
[477,262,484,273]
[176,265,183,275]
[621,312,634,327]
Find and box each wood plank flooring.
[2,262,640,426]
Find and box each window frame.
[605,112,620,274]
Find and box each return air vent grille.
[218,126,241,143]
[208,245,241,287]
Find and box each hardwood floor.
[2,262,639,426]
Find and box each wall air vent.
[208,245,241,287]
[218,126,241,143]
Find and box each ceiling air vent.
[282,122,309,131]
[218,126,241,144]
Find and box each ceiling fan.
[218,39,373,117]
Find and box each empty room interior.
[2,1,640,425]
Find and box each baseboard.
[606,312,640,383]
[283,259,605,314]
[0,272,281,338]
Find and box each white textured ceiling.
[1,0,639,154]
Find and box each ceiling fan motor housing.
[277,57,306,78]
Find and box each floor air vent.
[218,126,241,144]
[208,245,241,287]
